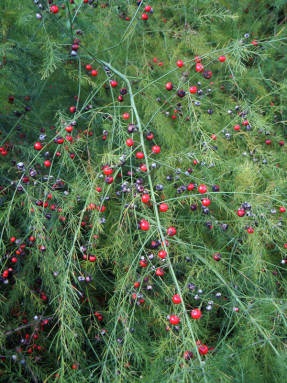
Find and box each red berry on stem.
[201,198,211,207]
[141,194,150,204]
[91,69,98,77]
[65,125,73,133]
[169,315,180,325]
[237,209,245,217]
[165,82,173,91]
[146,132,154,140]
[126,138,134,147]
[140,164,147,172]
[50,5,59,14]
[158,249,167,259]
[176,60,184,68]
[279,206,286,213]
[110,80,118,88]
[44,160,51,168]
[34,142,43,150]
[218,55,226,62]
[155,267,165,277]
[191,308,202,319]
[139,259,148,268]
[198,184,207,194]
[140,219,150,231]
[213,252,221,261]
[167,226,176,236]
[141,13,149,20]
[122,112,130,120]
[189,86,197,94]
[187,183,195,191]
[152,145,161,154]
[159,203,169,212]
[195,63,204,72]
[172,294,182,304]
[198,344,209,355]
[135,151,144,159]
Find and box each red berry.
[237,209,245,217]
[155,267,165,277]
[140,164,147,172]
[190,308,202,319]
[135,151,144,159]
[247,226,254,234]
[85,64,92,71]
[110,80,118,88]
[43,160,51,168]
[187,183,195,191]
[34,142,43,150]
[50,5,59,14]
[105,176,114,184]
[198,184,207,194]
[279,206,286,213]
[158,249,167,259]
[91,69,98,77]
[195,63,204,72]
[139,259,148,268]
[218,55,226,62]
[233,124,241,131]
[189,86,197,94]
[102,166,113,175]
[152,145,161,154]
[183,350,194,360]
[166,226,176,236]
[140,219,150,231]
[141,13,149,20]
[165,82,173,91]
[65,125,73,133]
[172,294,182,304]
[69,106,76,113]
[169,315,180,325]
[213,252,221,261]
[159,203,169,212]
[141,194,150,204]
[144,5,152,12]
[198,344,209,355]
[176,60,184,68]
[146,132,154,140]
[201,198,211,207]
[126,138,134,147]
[122,112,130,120]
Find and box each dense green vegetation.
[1,1,287,382]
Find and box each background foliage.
[1,1,287,382]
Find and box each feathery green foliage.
[1,1,287,382]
